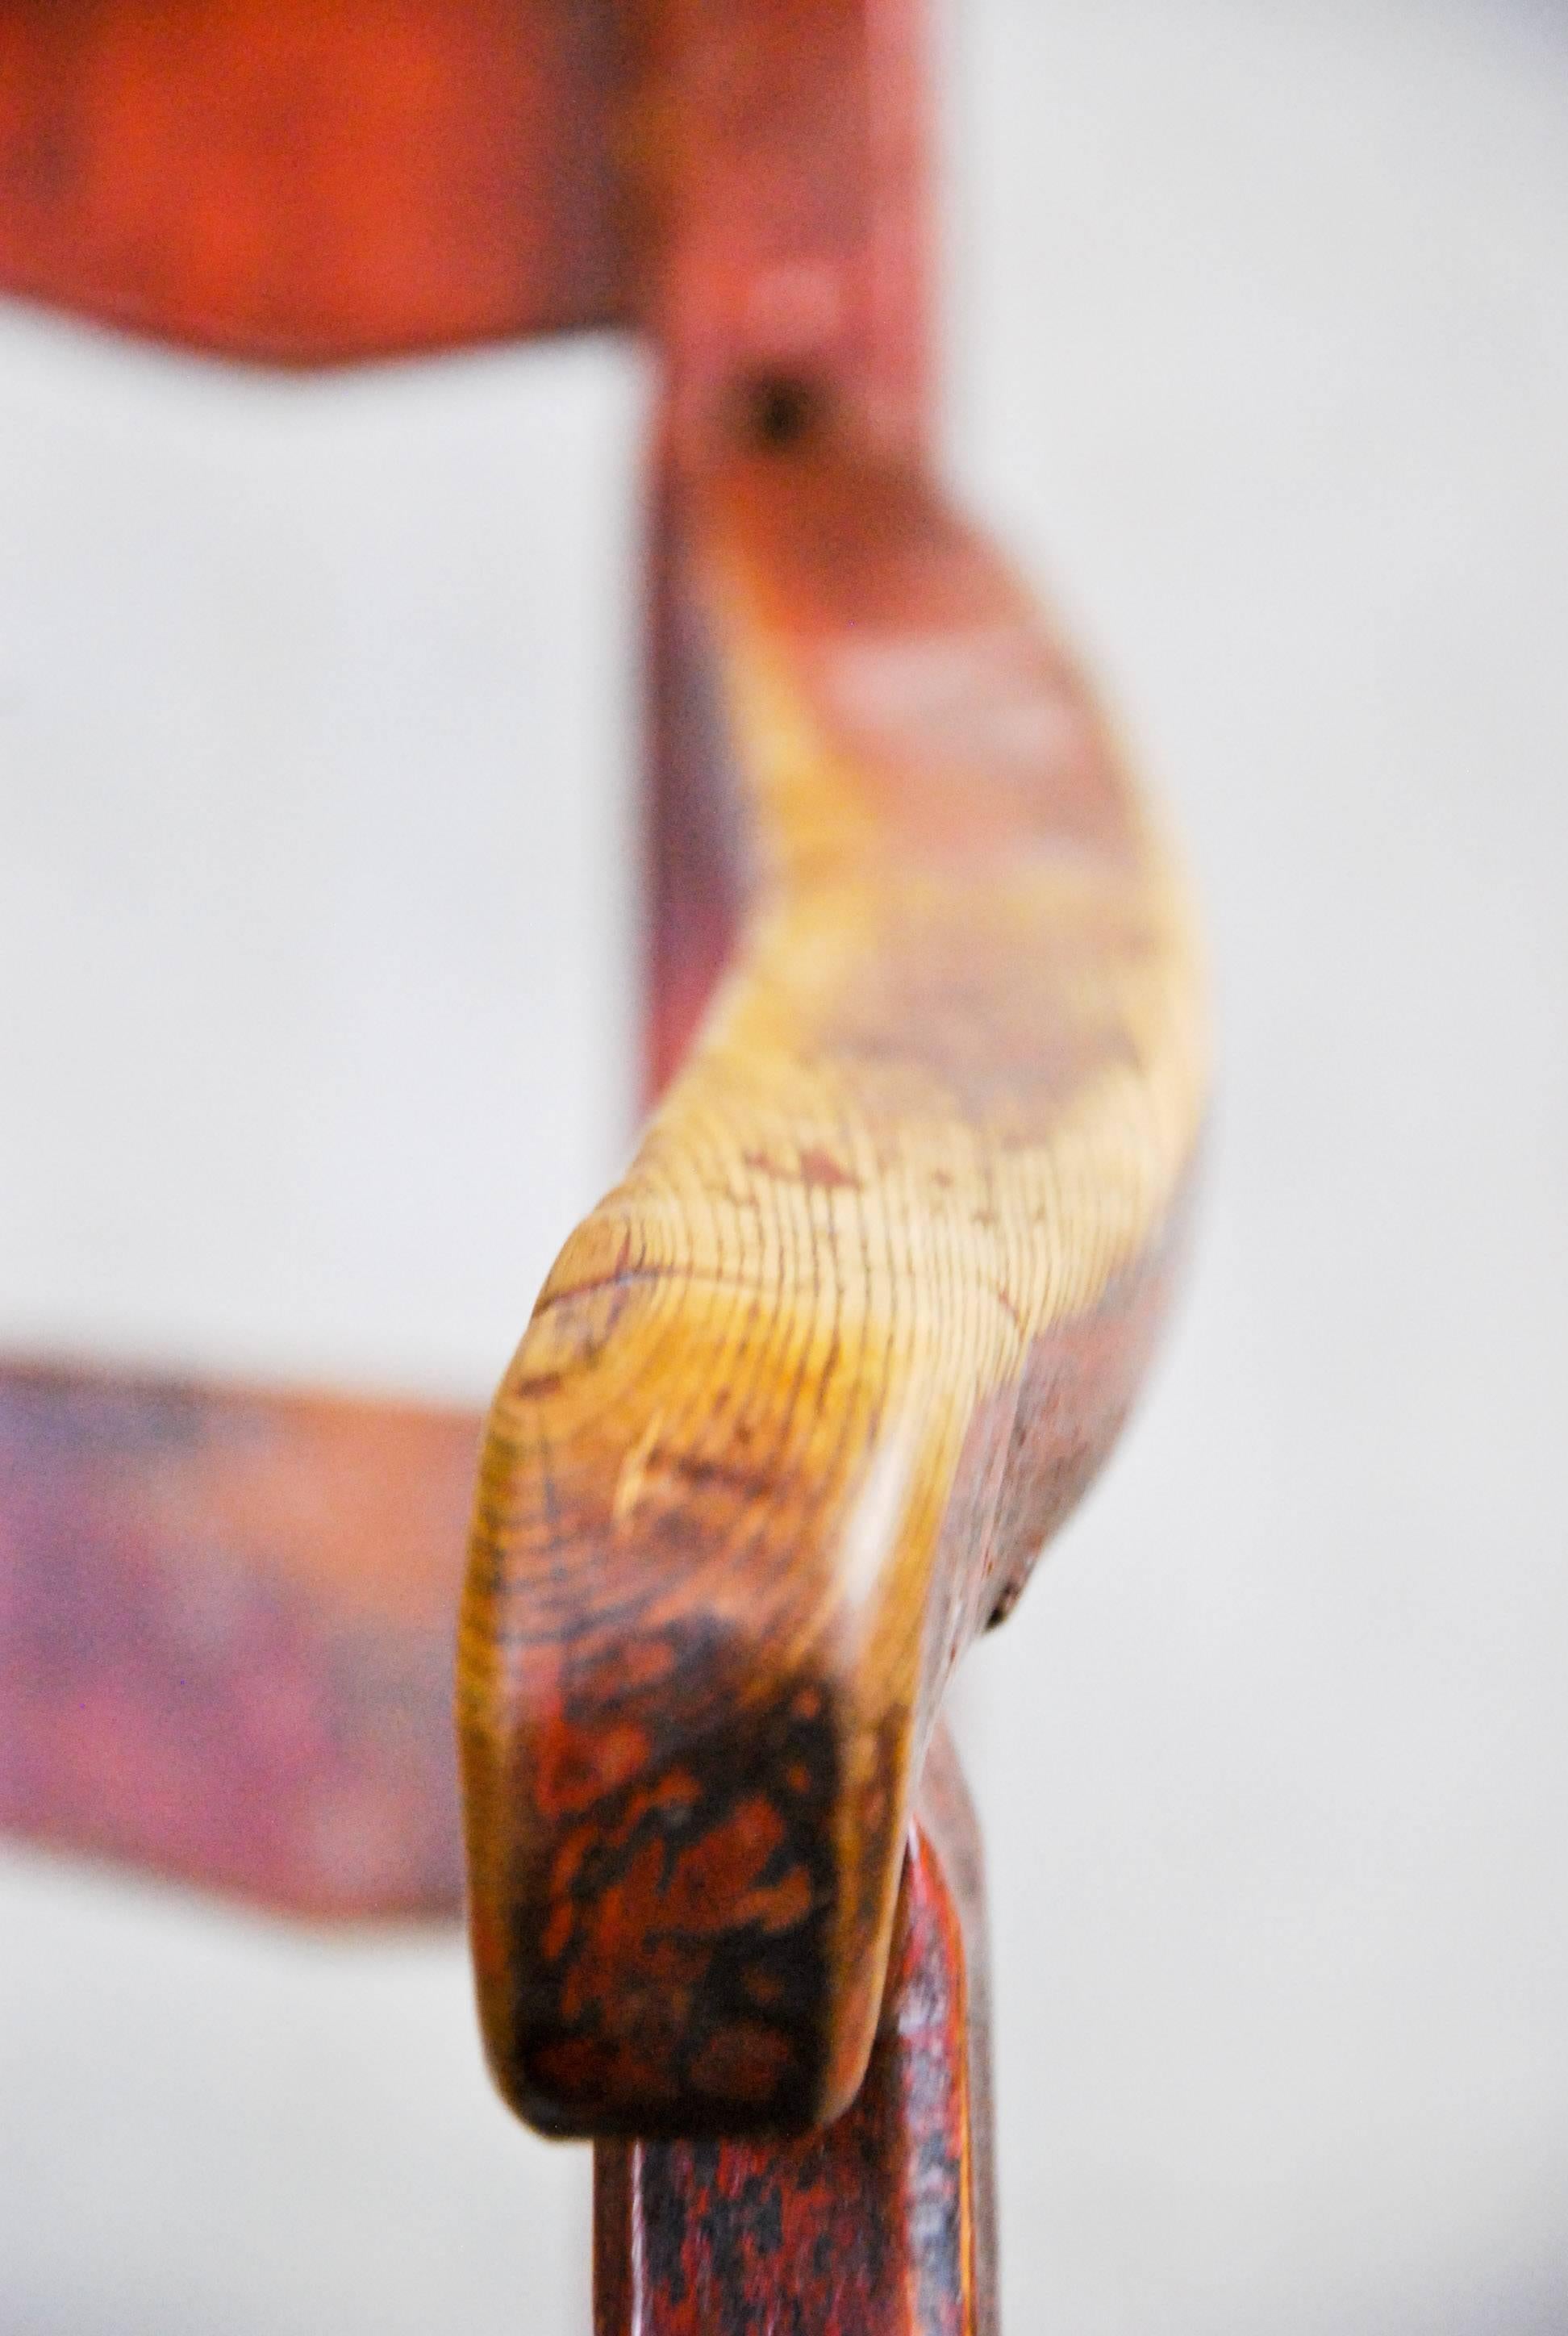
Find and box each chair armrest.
[458,420,1206,2138]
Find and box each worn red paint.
[0,0,620,361]
[0,10,1106,2330]
[0,1362,477,1913]
[642,0,932,1096]
[593,1729,996,2335]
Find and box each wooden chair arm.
[0,0,1207,2184]
[458,419,1207,2139]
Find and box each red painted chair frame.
[0,6,1199,2329]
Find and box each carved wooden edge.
[0,1359,477,1915]
[593,1725,996,2336]
[0,0,620,362]
[457,419,1207,2139]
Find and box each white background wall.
[3,2,1566,2329]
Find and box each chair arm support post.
[593,1725,997,2336]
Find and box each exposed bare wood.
[0,29,1210,2326]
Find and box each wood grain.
[0,0,1209,2192]
[0,1361,477,1914]
[594,1725,996,2335]
[459,416,1207,2138]
[0,0,619,362]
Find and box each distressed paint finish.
[0,44,1209,2336]
[461,0,1204,2145]
[0,1362,477,1913]
[0,0,619,362]
[458,420,1206,2138]
[593,1729,996,2336]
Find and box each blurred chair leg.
[593,1724,997,2335]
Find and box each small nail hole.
[738,373,825,451]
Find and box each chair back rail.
[0,0,619,361]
